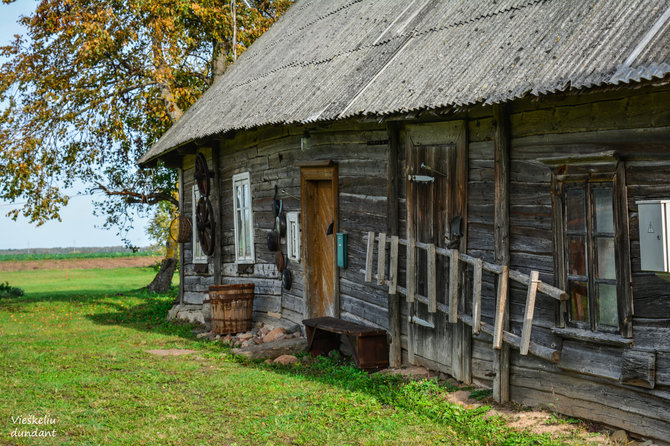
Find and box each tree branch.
[95,182,179,207]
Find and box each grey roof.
[139,0,670,165]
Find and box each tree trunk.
[147,223,179,293]
[147,257,178,293]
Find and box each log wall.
[176,83,670,442]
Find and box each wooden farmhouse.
[139,0,670,441]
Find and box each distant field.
[1,267,173,295]
[0,250,159,262]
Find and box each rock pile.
[195,322,302,349]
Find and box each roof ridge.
[226,0,546,91]
[258,0,365,53]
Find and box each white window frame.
[286,211,301,262]
[232,172,255,264]
[191,186,208,264]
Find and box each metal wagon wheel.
[194,153,210,197]
[196,196,216,256]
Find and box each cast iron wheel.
[196,196,215,256]
[194,153,210,197]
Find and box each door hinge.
[407,174,435,183]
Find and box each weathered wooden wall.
[177,83,670,442]
[182,121,392,329]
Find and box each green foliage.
[469,388,493,401]
[0,0,292,232]
[0,282,24,298]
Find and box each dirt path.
[0,256,160,272]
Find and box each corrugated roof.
[140,0,670,165]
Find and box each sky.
[0,1,153,250]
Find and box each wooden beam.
[178,167,185,306]
[520,270,540,355]
[472,258,483,335]
[614,161,634,338]
[448,249,459,323]
[459,315,560,363]
[212,146,222,285]
[427,244,436,313]
[493,103,511,403]
[377,232,387,285]
[386,122,402,368]
[365,231,375,283]
[389,236,399,295]
[493,266,509,350]
[407,236,416,303]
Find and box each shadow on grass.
[2,290,561,444]
[0,286,198,341]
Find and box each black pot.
[272,185,280,218]
[282,269,292,290]
[267,229,279,252]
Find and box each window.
[192,186,208,263]
[232,172,255,264]
[545,152,633,338]
[564,184,619,331]
[286,211,301,262]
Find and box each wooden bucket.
[209,283,255,334]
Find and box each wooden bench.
[302,317,389,370]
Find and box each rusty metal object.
[196,196,215,256]
[194,153,210,197]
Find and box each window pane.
[597,283,619,328]
[569,281,589,323]
[566,189,586,232]
[244,183,250,209]
[594,188,614,234]
[244,209,252,257]
[235,184,243,210]
[596,237,616,280]
[237,210,244,258]
[568,236,587,276]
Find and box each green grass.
[0,267,170,295]
[0,251,159,262]
[0,269,585,445]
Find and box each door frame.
[300,161,339,319]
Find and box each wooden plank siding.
[176,84,670,442]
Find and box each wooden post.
[472,258,483,335]
[448,249,459,323]
[178,167,185,306]
[377,233,387,285]
[407,236,416,303]
[386,122,402,367]
[389,236,399,295]
[493,103,511,403]
[212,146,222,285]
[365,231,375,282]
[427,244,436,313]
[493,266,509,350]
[520,270,540,355]
[455,120,471,384]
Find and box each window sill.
[552,327,633,346]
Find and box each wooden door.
[301,164,338,318]
[405,121,469,381]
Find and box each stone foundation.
[167,303,210,326]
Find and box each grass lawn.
[0,268,590,445]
